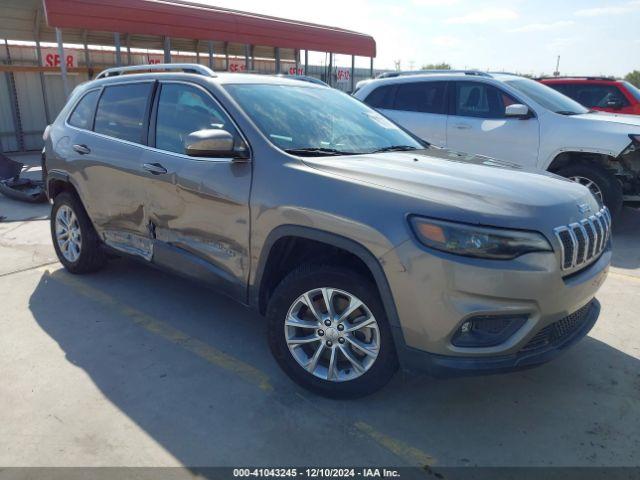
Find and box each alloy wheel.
[284,287,380,382]
[569,175,604,205]
[55,205,82,262]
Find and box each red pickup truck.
[539,77,640,116]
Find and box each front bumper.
[380,236,610,375]
[397,299,600,376]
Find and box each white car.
[354,71,640,216]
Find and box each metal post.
[4,38,25,151]
[275,47,281,74]
[244,44,250,72]
[82,30,92,79]
[195,40,200,63]
[208,41,214,69]
[250,45,255,71]
[370,57,374,78]
[163,36,171,63]
[294,49,299,74]
[304,49,308,75]
[224,42,229,71]
[327,52,333,87]
[126,34,132,65]
[33,8,51,124]
[350,55,355,92]
[114,32,122,67]
[55,28,70,98]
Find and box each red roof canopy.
[42,0,377,57]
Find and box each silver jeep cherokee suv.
[44,64,611,397]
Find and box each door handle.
[142,163,168,175]
[453,123,472,130]
[73,144,91,155]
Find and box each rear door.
[140,81,252,301]
[364,81,448,147]
[446,80,540,167]
[70,81,156,258]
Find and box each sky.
[193,0,640,77]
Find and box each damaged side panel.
[618,141,640,200]
[139,147,252,303]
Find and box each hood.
[571,111,640,129]
[302,148,599,231]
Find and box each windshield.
[224,84,423,155]
[623,81,640,102]
[504,78,590,115]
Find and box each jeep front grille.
[520,301,593,352]
[554,207,611,271]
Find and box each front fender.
[538,112,640,170]
[250,224,403,330]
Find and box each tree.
[421,62,451,70]
[625,70,640,88]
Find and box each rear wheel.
[267,264,398,398]
[51,191,107,273]
[557,163,623,219]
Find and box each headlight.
[409,216,552,260]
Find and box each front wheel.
[557,163,623,219]
[267,264,398,398]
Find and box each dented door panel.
[140,148,252,300]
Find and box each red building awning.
[42,0,377,57]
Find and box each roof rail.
[536,76,617,81]
[96,63,215,79]
[376,69,491,79]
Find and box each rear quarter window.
[363,85,395,109]
[94,83,153,144]
[68,90,100,130]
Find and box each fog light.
[452,315,527,348]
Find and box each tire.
[557,163,623,219]
[267,264,398,398]
[50,191,107,274]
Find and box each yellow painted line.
[609,270,640,283]
[0,260,59,278]
[354,421,436,467]
[42,267,435,466]
[44,270,273,392]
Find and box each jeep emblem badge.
[578,203,591,214]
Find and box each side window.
[550,84,575,98]
[394,81,446,114]
[453,82,518,119]
[94,83,153,144]
[573,85,630,108]
[68,90,100,130]
[363,85,395,109]
[155,83,237,154]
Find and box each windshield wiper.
[284,147,357,157]
[370,145,420,153]
[555,110,580,116]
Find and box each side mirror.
[505,104,530,118]
[184,129,249,160]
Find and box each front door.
[446,81,540,168]
[140,81,252,301]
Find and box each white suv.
[354,71,640,216]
